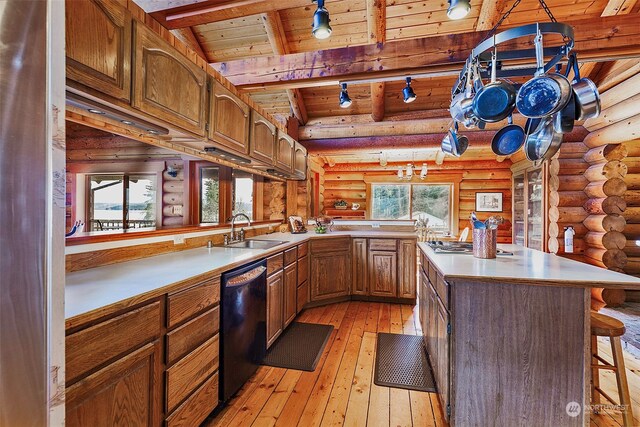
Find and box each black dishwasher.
[220,258,267,403]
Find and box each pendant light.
[447,0,471,19]
[403,77,417,103]
[312,0,332,40]
[339,83,352,108]
[420,163,428,180]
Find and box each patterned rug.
[601,302,640,358]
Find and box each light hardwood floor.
[205,301,640,427]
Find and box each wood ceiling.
[136,0,640,162]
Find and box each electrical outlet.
[372,222,380,228]
[173,234,185,245]
[172,205,183,216]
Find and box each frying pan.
[525,115,563,162]
[570,52,601,121]
[516,28,572,118]
[491,115,525,156]
[553,59,576,134]
[472,47,516,123]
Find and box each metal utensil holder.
[473,228,498,259]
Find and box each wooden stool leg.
[591,335,601,411]
[609,336,634,427]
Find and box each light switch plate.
[372,222,380,228]
[173,235,185,244]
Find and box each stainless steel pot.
[570,53,601,121]
[525,115,563,162]
[516,28,572,118]
[441,123,469,157]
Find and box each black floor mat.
[374,333,437,392]
[262,322,334,371]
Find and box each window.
[200,167,220,224]
[88,174,156,231]
[232,170,254,220]
[371,184,452,231]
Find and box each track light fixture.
[403,77,417,103]
[312,0,332,40]
[447,0,470,20]
[339,83,352,108]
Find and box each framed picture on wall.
[475,192,503,212]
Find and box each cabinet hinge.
[205,122,209,132]
[206,81,211,92]
[446,404,451,418]
[447,323,451,335]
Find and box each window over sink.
[370,183,452,232]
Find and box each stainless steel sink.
[222,239,288,250]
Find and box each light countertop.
[66,231,417,323]
[419,242,640,288]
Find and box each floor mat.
[262,322,334,371]
[374,332,437,392]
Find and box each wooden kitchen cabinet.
[132,22,208,136]
[249,110,276,164]
[310,238,351,302]
[284,263,297,328]
[352,238,368,296]
[436,296,450,415]
[297,246,309,313]
[267,270,284,348]
[65,0,132,103]
[293,142,307,179]
[398,239,417,298]
[66,340,163,427]
[209,81,251,154]
[368,250,397,297]
[275,130,295,173]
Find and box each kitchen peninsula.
[418,242,640,426]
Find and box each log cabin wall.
[320,159,513,243]
[582,66,640,275]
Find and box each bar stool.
[590,311,634,426]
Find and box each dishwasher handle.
[226,265,266,288]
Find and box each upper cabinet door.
[249,110,276,164]
[293,142,307,179]
[210,82,250,154]
[66,0,132,102]
[132,22,207,137]
[275,131,295,173]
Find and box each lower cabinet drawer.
[267,253,284,276]
[166,334,219,413]
[66,300,161,385]
[166,306,219,365]
[166,372,219,427]
[369,238,397,251]
[297,281,308,313]
[167,278,219,328]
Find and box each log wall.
[321,159,513,242]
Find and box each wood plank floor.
[204,301,640,427]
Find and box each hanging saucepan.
[570,52,601,121]
[491,115,525,156]
[525,115,563,162]
[516,28,572,118]
[553,59,576,134]
[441,122,469,157]
[472,45,516,123]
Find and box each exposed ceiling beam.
[475,0,509,31]
[261,11,308,125]
[366,0,386,122]
[305,110,451,126]
[151,0,308,29]
[170,27,208,61]
[212,14,640,91]
[601,0,638,16]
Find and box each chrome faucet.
[230,213,251,243]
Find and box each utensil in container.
[516,27,572,118]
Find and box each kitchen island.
[417,242,640,427]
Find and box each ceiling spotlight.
[420,163,428,180]
[339,83,352,108]
[447,0,470,20]
[312,0,332,40]
[403,77,417,103]
[87,108,105,115]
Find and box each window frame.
[366,181,458,234]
